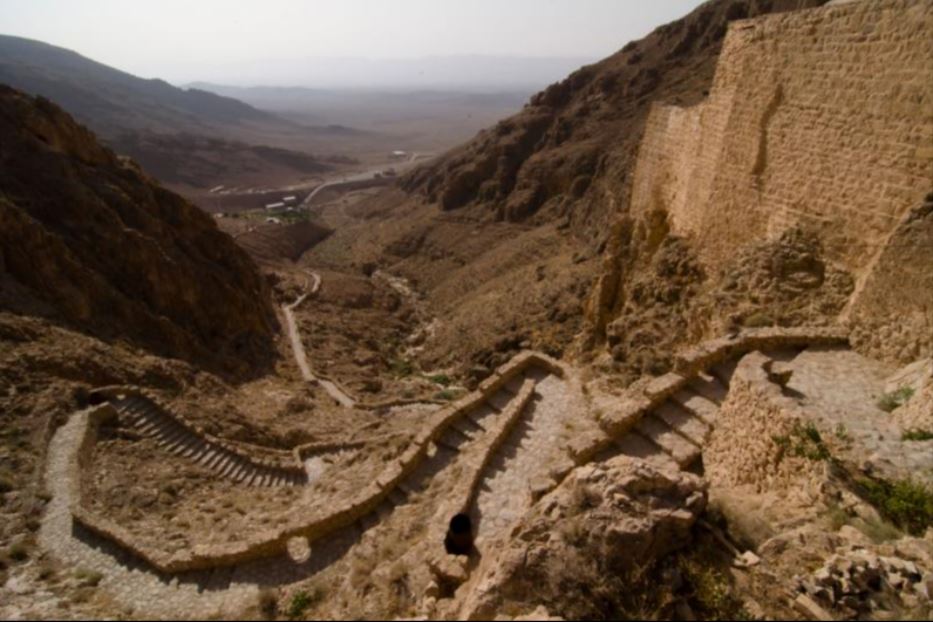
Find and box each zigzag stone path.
[37,328,850,617]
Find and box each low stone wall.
[74,351,568,573]
[704,351,829,493]
[68,404,183,571]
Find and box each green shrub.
[859,477,933,536]
[389,358,414,377]
[287,589,321,619]
[774,421,831,461]
[74,568,103,587]
[257,588,278,620]
[877,387,915,412]
[433,390,459,402]
[834,424,851,443]
[427,374,452,387]
[902,429,933,442]
[7,542,29,562]
[678,555,751,620]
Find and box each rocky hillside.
[402,0,828,238]
[0,86,278,376]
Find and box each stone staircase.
[112,395,307,487]
[356,370,537,532]
[609,361,737,470]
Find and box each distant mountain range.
[0,34,293,137]
[0,35,356,188]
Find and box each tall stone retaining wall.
[630,0,933,276]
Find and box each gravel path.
[283,271,356,408]
[39,411,258,619]
[786,347,933,483]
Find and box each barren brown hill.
[0,85,278,376]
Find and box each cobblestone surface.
[786,347,933,484]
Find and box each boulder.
[459,456,707,620]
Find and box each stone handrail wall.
[568,326,849,467]
[90,386,305,477]
[73,351,568,573]
[703,351,829,492]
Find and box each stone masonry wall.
[630,0,933,276]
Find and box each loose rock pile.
[795,546,933,619]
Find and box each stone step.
[444,421,475,446]
[205,451,227,470]
[503,374,526,395]
[457,416,484,435]
[653,402,710,447]
[468,404,498,428]
[231,462,251,481]
[135,417,161,434]
[635,416,701,468]
[486,390,514,413]
[449,421,478,441]
[121,400,148,415]
[388,489,408,506]
[612,434,679,470]
[687,373,728,405]
[179,442,202,459]
[217,458,237,477]
[709,359,738,387]
[159,429,188,449]
[670,389,720,426]
[232,464,250,482]
[191,448,212,465]
[435,435,463,453]
[165,429,193,449]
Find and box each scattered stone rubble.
[795,541,933,619]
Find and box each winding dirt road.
[283,271,356,408]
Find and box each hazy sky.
[0,0,705,87]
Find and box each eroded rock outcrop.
[0,86,278,376]
[457,456,707,620]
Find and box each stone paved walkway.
[39,411,257,618]
[474,371,591,544]
[785,347,933,484]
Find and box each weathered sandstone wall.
[630,0,932,277]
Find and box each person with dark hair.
[444,513,474,556]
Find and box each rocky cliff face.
[0,86,278,376]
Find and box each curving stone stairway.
[357,369,540,532]
[608,361,737,471]
[112,394,306,487]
